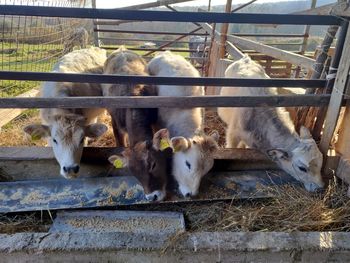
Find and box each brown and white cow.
[148,51,219,198]
[103,47,172,202]
[24,47,108,179]
[218,55,324,192]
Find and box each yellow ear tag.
[113,159,124,169]
[31,134,41,141]
[159,138,170,151]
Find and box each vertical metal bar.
[313,21,349,141]
[91,0,100,47]
[296,24,340,132]
[294,0,317,78]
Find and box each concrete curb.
[1,231,350,262]
[1,231,350,252]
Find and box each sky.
[96,0,295,8]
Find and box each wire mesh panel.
[0,0,90,97]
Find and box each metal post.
[294,0,317,78]
[92,0,100,47]
[313,21,349,140]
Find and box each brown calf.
[103,47,172,201]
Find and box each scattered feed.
[0,179,349,234]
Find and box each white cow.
[24,47,108,179]
[148,51,219,197]
[218,55,324,192]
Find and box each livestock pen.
[1,0,350,261]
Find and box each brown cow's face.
[109,129,172,202]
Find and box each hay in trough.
[125,178,350,232]
[183,179,350,232]
[0,212,51,234]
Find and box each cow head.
[24,114,107,179]
[170,131,219,197]
[108,128,172,202]
[267,126,324,192]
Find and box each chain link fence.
[0,0,92,97]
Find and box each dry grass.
[0,212,51,234]
[125,179,350,232]
[0,109,225,147]
[1,179,350,234]
[0,114,45,147]
[184,179,350,232]
[204,109,227,147]
[0,111,116,147]
[87,112,115,147]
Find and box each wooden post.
[206,39,220,95]
[219,0,232,59]
[319,25,350,156]
[0,89,40,129]
[335,103,350,157]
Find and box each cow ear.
[153,128,171,151]
[85,123,108,138]
[23,124,50,140]
[300,126,312,139]
[267,149,290,161]
[108,154,128,169]
[171,136,190,152]
[203,135,219,154]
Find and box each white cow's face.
[24,114,107,179]
[267,126,324,192]
[171,132,219,197]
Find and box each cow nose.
[72,165,80,174]
[63,165,80,174]
[152,194,158,202]
[313,187,324,194]
[185,193,191,198]
[308,182,324,193]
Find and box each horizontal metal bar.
[0,6,342,25]
[267,42,303,46]
[98,37,209,44]
[95,28,209,36]
[231,33,307,38]
[0,95,331,108]
[0,71,326,87]
[101,46,196,52]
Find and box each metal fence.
[0,0,90,97]
[0,4,349,212]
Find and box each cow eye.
[298,166,307,173]
[150,162,156,171]
[53,138,58,144]
[185,160,191,170]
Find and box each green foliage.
[0,19,11,33]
